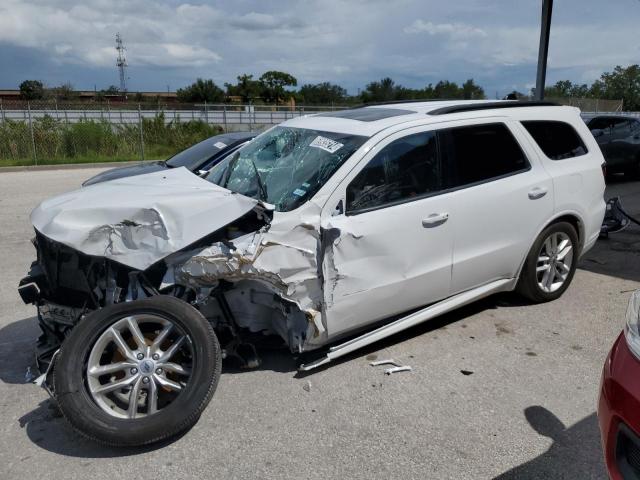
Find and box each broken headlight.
[625,290,640,360]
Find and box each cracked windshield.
[206,126,367,211]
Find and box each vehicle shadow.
[0,315,39,384]
[17,399,188,458]
[493,406,606,479]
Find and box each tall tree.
[176,78,225,103]
[433,80,462,99]
[225,74,263,103]
[19,80,45,100]
[360,77,398,103]
[259,71,297,104]
[597,65,640,110]
[461,79,485,99]
[299,82,347,105]
[49,82,77,100]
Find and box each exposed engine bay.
[19,168,333,375]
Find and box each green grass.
[0,114,222,167]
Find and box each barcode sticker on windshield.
[214,141,227,149]
[310,136,343,154]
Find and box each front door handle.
[528,187,548,200]
[422,213,449,228]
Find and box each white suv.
[19,100,606,446]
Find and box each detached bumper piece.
[18,262,45,305]
[617,423,640,480]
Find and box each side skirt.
[299,278,514,371]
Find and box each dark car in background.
[82,131,257,186]
[586,116,640,178]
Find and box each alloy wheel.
[536,231,574,293]
[86,314,193,419]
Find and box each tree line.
[176,73,485,105]
[16,64,640,110]
[507,64,640,111]
[16,73,485,105]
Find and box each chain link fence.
[0,100,347,167]
[0,98,629,167]
[547,97,623,112]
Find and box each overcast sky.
[1,0,639,97]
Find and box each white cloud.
[0,0,639,96]
[404,20,488,39]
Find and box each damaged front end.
[19,168,330,380]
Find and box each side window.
[611,119,634,135]
[588,118,611,131]
[522,121,588,160]
[439,123,529,189]
[346,131,439,213]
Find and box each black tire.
[516,222,579,303]
[53,295,221,447]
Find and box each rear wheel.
[54,296,221,447]
[516,222,579,303]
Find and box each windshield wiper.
[248,157,268,202]
[220,152,267,202]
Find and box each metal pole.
[204,100,208,124]
[138,104,145,161]
[0,99,3,124]
[535,0,553,101]
[27,102,37,165]
[223,104,228,131]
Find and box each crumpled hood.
[31,167,265,270]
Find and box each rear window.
[522,121,587,160]
[438,123,529,189]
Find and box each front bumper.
[599,331,640,479]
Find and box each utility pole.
[535,0,553,100]
[116,33,128,97]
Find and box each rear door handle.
[422,213,449,228]
[528,187,548,200]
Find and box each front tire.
[53,295,221,447]
[516,222,579,303]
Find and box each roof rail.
[427,101,560,116]
[361,99,443,107]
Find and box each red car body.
[599,331,640,479]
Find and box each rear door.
[606,118,636,169]
[437,121,555,294]
[520,117,606,251]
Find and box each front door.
[321,128,453,338]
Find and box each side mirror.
[590,128,604,138]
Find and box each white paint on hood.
[31,167,264,270]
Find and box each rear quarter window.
[522,120,588,160]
